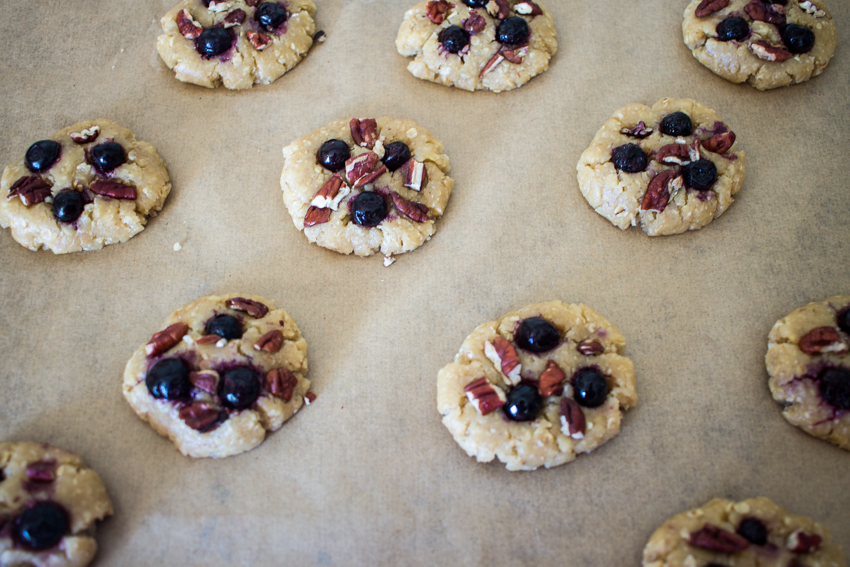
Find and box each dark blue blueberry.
[683,159,718,191]
[716,17,749,42]
[52,191,84,223]
[819,368,850,410]
[462,0,488,7]
[497,17,529,45]
[515,317,560,353]
[351,192,387,227]
[219,367,261,410]
[382,141,411,172]
[90,142,126,172]
[737,518,768,546]
[781,24,815,54]
[25,140,61,173]
[503,383,543,421]
[439,26,469,54]
[145,358,192,400]
[195,27,233,57]
[573,368,608,408]
[611,144,648,173]
[317,139,350,172]
[205,314,242,340]
[837,308,850,335]
[256,2,288,30]
[660,112,693,136]
[14,502,69,550]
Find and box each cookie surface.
[0,442,113,567]
[643,497,847,567]
[281,117,453,261]
[436,301,637,471]
[765,296,850,450]
[396,0,557,92]
[0,119,171,254]
[577,98,746,236]
[123,293,311,459]
[683,0,836,90]
[157,0,316,90]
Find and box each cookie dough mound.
[683,0,836,90]
[765,296,850,450]
[436,301,637,471]
[396,0,557,92]
[0,119,171,254]
[281,117,453,261]
[577,98,746,236]
[123,293,311,458]
[643,497,847,567]
[157,0,316,90]
[0,442,113,567]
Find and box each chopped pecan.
[189,370,219,394]
[787,530,822,553]
[701,131,736,154]
[305,392,316,404]
[463,10,486,34]
[304,206,331,227]
[688,140,702,162]
[25,461,56,483]
[350,118,379,149]
[560,397,586,438]
[146,322,189,357]
[641,170,679,212]
[223,8,246,27]
[744,0,786,25]
[501,47,526,64]
[749,41,792,62]
[345,152,379,185]
[480,53,504,77]
[352,165,387,189]
[620,121,654,139]
[577,339,604,356]
[486,0,510,19]
[694,0,729,17]
[179,402,225,432]
[538,360,566,397]
[464,377,507,415]
[196,334,221,345]
[484,337,522,385]
[310,174,349,210]
[254,329,284,353]
[798,0,826,17]
[402,158,428,192]
[176,9,203,39]
[8,175,52,206]
[70,126,100,144]
[390,191,429,223]
[515,1,543,16]
[265,368,298,401]
[248,30,272,50]
[426,0,451,24]
[656,144,691,166]
[798,327,848,355]
[90,180,137,199]
[245,0,260,6]
[225,297,268,318]
[689,524,750,553]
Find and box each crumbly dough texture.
[577,98,746,236]
[436,301,637,471]
[683,0,836,90]
[280,117,453,259]
[396,0,557,92]
[765,296,850,450]
[157,0,316,90]
[123,293,310,459]
[643,497,847,567]
[0,442,113,567]
[0,119,171,254]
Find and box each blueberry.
[737,518,768,546]
[837,308,850,335]
[205,314,242,341]
[145,358,192,401]
[515,317,560,353]
[462,0,488,6]
[439,26,469,54]
[25,140,61,173]
[611,144,648,173]
[317,139,350,172]
[503,383,543,421]
[195,27,233,57]
[219,367,261,410]
[90,142,126,172]
[351,192,388,227]
[497,17,529,45]
[781,24,815,54]
[660,112,693,137]
[14,502,69,550]
[683,159,718,191]
[256,2,288,30]
[382,141,411,172]
[716,17,749,42]
[819,368,850,410]
[52,191,84,223]
[573,368,608,408]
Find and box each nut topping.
[265,368,298,401]
[486,0,510,19]
[744,0,786,25]
[426,0,451,24]
[749,41,792,62]
[694,0,729,17]
[178,402,225,432]
[701,131,736,155]
[402,158,428,192]
[310,174,349,210]
[390,191,429,223]
[560,397,586,438]
[464,377,507,415]
[176,9,203,39]
[350,118,379,150]
[501,47,526,64]
[189,370,219,394]
[641,171,679,213]
[352,165,388,189]
[90,180,137,200]
[577,339,605,356]
[304,206,331,227]
[245,0,260,6]
[146,322,189,357]
[254,329,284,353]
[8,176,52,206]
[463,10,486,34]
[480,53,504,77]
[515,1,543,16]
[798,326,848,355]
[248,30,272,50]
[538,360,566,397]
[484,337,522,386]
[195,334,221,345]
[620,121,654,139]
[656,144,692,166]
[345,152,380,185]
[798,1,826,17]
[70,126,100,144]
[225,297,268,318]
[689,524,750,553]
[787,530,822,553]
[305,392,316,404]
[223,9,246,27]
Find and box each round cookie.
[0,442,113,567]
[281,117,453,262]
[157,0,317,90]
[765,296,850,451]
[643,497,847,567]
[683,0,836,90]
[436,301,637,471]
[396,0,557,92]
[123,293,311,459]
[0,119,171,254]
[577,98,746,236]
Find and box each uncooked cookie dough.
[436,301,637,471]
[577,98,746,236]
[683,0,836,90]
[0,119,171,254]
[643,497,847,567]
[765,296,850,451]
[281,117,453,262]
[123,293,311,459]
[396,0,557,92]
[0,442,113,567]
[157,0,316,90]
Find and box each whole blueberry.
[25,140,61,173]
[382,141,411,172]
[515,317,560,353]
[195,27,233,57]
[497,17,529,45]
[256,2,288,30]
[14,502,69,550]
[781,24,815,54]
[819,367,850,410]
[683,159,718,191]
[660,112,693,137]
[503,383,543,421]
[439,26,470,54]
[837,308,850,335]
[317,139,350,172]
[52,191,84,223]
[219,367,261,410]
[737,518,768,546]
[351,192,388,227]
[90,142,126,172]
[611,144,648,173]
[145,358,192,401]
[205,314,242,341]
[716,17,749,42]
[573,368,608,408]
[462,0,488,6]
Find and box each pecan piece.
[484,337,522,385]
[225,297,268,318]
[798,0,826,17]
[463,10,486,34]
[620,121,654,139]
[25,461,56,484]
[352,165,387,189]
[189,370,219,394]
[744,0,786,25]
[560,397,586,438]
[501,47,526,64]
[70,126,100,144]
[426,0,451,24]
[538,360,566,397]
[90,180,137,199]
[223,8,246,27]
[176,9,203,39]
[390,191,429,223]
[350,118,379,149]
[245,0,260,6]
[577,339,604,356]
[695,0,729,17]
[641,170,679,212]
[8,175,52,206]
[146,322,189,357]
[701,131,736,155]
[689,524,750,553]
[310,174,349,210]
[195,334,221,345]
[480,53,505,77]
[304,206,331,227]
[464,377,507,415]
[402,159,428,192]
[787,530,822,553]
[749,41,792,62]
[248,30,272,50]
[345,152,379,185]
[486,0,510,19]
[515,1,543,16]
[265,368,299,401]
[304,392,316,404]
[179,402,226,432]
[798,327,848,355]
[656,143,692,166]
[254,329,284,353]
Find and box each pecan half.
[484,337,522,385]
[345,152,379,185]
[749,41,792,62]
[304,206,331,227]
[695,0,729,17]
[620,121,654,139]
[402,159,428,192]
[350,118,379,149]
[463,10,486,34]
[515,1,543,16]
[787,530,822,553]
[390,191,429,223]
[656,144,692,166]
[689,524,750,553]
[225,297,268,318]
[195,334,221,345]
[486,0,510,19]
[70,126,100,144]
[560,397,586,437]
[265,368,298,401]
[90,180,137,199]
[310,174,349,210]
[8,176,52,206]
[798,327,848,355]
[426,0,451,24]
[146,322,189,357]
[577,339,604,356]
[464,377,507,415]
[25,461,56,484]
[538,360,566,397]
[176,9,203,39]
[223,8,246,27]
[701,131,736,155]
[352,165,387,189]
[641,170,679,212]
[254,329,284,353]
[179,403,225,432]
[248,30,272,50]
[744,0,786,25]
[189,370,219,394]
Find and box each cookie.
[157,0,316,90]
[0,119,171,254]
[396,0,557,92]
[765,296,850,451]
[577,98,746,236]
[683,0,836,90]
[123,293,311,459]
[281,117,453,262]
[436,301,637,471]
[0,442,113,567]
[643,497,847,567]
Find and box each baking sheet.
[0,1,848,565]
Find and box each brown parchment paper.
[0,1,848,565]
